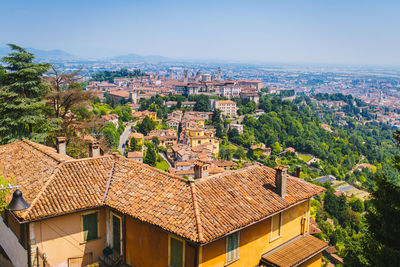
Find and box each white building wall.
[0,217,28,267]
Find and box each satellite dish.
[7,189,30,211]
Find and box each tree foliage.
[137,116,156,135]
[45,66,93,134]
[91,68,145,83]
[144,142,157,166]
[193,95,210,112]
[101,122,119,148]
[0,44,55,144]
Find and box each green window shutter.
[226,232,239,263]
[170,237,183,267]
[83,212,98,241]
[112,215,121,254]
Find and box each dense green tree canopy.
[144,142,157,166]
[91,68,146,83]
[0,44,55,144]
[137,116,156,135]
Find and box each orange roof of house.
[217,100,236,104]
[0,140,325,244]
[261,235,328,266]
[101,113,119,121]
[214,160,238,167]
[130,132,144,139]
[108,90,130,98]
[127,151,143,158]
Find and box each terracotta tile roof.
[127,151,143,158]
[105,157,199,242]
[0,140,325,244]
[0,139,71,203]
[309,217,322,235]
[194,166,325,241]
[325,246,338,254]
[19,156,114,220]
[261,235,328,267]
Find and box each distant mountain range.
[0,46,177,63]
[0,47,77,62]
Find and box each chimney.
[56,137,67,156]
[295,165,301,178]
[194,161,210,179]
[89,140,100,157]
[275,165,288,197]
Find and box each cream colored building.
[211,100,238,117]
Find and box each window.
[82,212,98,242]
[226,232,239,264]
[112,214,122,254]
[270,212,282,241]
[169,236,184,267]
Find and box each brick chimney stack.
[275,165,288,197]
[295,165,301,178]
[89,140,100,158]
[56,137,67,156]
[194,161,210,180]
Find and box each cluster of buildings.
[0,139,328,267]
[85,69,262,110]
[126,129,178,162]
[164,111,237,178]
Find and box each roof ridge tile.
[189,181,204,243]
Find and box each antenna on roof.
[0,184,20,190]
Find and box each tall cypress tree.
[0,44,53,144]
[144,143,157,166]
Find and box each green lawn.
[298,154,313,162]
[155,160,169,171]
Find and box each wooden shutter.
[170,237,183,267]
[83,212,98,241]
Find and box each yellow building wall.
[33,208,107,266]
[299,253,322,267]
[200,200,311,267]
[190,138,210,147]
[125,217,197,267]
[197,121,205,128]
[125,216,169,267]
[189,130,204,137]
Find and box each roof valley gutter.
[102,156,117,204]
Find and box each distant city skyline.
[1,0,400,65]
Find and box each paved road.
[118,123,134,154]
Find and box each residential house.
[145,129,178,147]
[101,113,120,129]
[108,90,130,103]
[126,151,143,163]
[0,139,327,267]
[209,100,237,117]
[229,123,243,134]
[132,110,158,123]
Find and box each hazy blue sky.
[1,0,400,65]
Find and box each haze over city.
[1,0,400,65]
